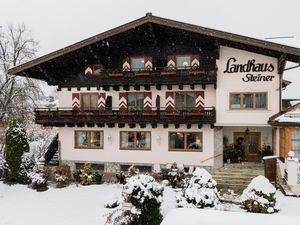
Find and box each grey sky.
[1,0,299,98]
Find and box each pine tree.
[4,118,29,183]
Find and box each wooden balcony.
[58,67,217,89]
[34,107,216,128]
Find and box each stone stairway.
[209,162,264,193]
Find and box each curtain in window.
[243,94,253,108]
[256,93,267,108]
[230,94,241,109]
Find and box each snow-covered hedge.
[176,168,223,210]
[122,174,164,225]
[241,175,279,214]
[19,153,36,184]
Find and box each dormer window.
[131,57,145,71]
[176,56,191,69]
[85,64,103,76]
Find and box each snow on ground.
[1,181,300,225]
[0,182,176,225]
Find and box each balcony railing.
[34,107,216,127]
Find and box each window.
[131,57,145,71]
[75,131,103,149]
[169,132,202,151]
[230,93,267,110]
[120,131,151,150]
[81,93,98,110]
[291,130,300,158]
[176,56,191,69]
[92,64,102,74]
[175,92,195,111]
[128,93,144,111]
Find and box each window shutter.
[72,93,80,110]
[84,65,93,75]
[98,93,106,111]
[144,56,153,70]
[167,55,176,69]
[122,57,131,71]
[195,91,204,110]
[191,54,200,68]
[166,92,175,111]
[119,92,128,110]
[143,92,152,110]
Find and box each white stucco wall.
[59,124,216,167]
[216,46,280,126]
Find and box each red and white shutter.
[72,93,80,110]
[84,65,93,75]
[143,92,152,110]
[165,92,175,111]
[191,55,200,68]
[144,56,153,71]
[167,55,176,69]
[119,92,128,110]
[122,57,131,71]
[195,91,204,110]
[98,93,106,111]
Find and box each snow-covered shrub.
[123,174,164,225]
[80,163,93,185]
[105,200,120,209]
[53,165,71,188]
[73,170,81,183]
[176,168,223,209]
[106,209,139,225]
[241,175,279,214]
[127,165,139,177]
[92,171,103,184]
[18,153,36,184]
[116,171,126,184]
[0,154,7,179]
[167,162,185,188]
[4,118,29,183]
[30,168,48,192]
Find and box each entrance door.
[234,132,260,162]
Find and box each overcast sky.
[1,0,299,99]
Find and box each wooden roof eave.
[8,14,300,76]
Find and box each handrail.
[199,153,223,163]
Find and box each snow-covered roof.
[269,103,300,125]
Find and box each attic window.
[131,57,145,71]
[176,56,191,69]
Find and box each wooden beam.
[202,84,206,90]
[124,85,130,91]
[278,54,287,75]
[77,87,81,91]
[198,124,202,129]
[113,86,120,91]
[190,84,194,90]
[187,124,191,129]
[97,123,105,127]
[156,84,161,90]
[163,124,169,128]
[108,123,115,128]
[144,85,151,91]
[167,84,172,90]
[118,123,125,128]
[129,123,136,128]
[134,85,140,91]
[151,123,157,128]
[140,123,146,128]
[175,124,180,129]
[179,84,183,90]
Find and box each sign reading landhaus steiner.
[223,57,275,82]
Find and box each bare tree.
[0,24,42,122]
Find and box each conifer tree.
[4,118,29,183]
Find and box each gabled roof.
[269,102,300,125]
[8,13,300,76]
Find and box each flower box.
[59,111,73,116]
[135,72,150,76]
[165,112,180,116]
[99,111,114,116]
[120,112,136,116]
[142,111,158,116]
[189,70,205,75]
[39,111,53,116]
[187,112,204,116]
[161,71,176,75]
[109,73,124,77]
[78,112,93,116]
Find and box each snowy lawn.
[0,182,176,225]
[1,181,300,225]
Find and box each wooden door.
[234,132,260,162]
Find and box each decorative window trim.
[229,92,268,110]
[74,130,104,149]
[120,131,151,150]
[85,64,103,76]
[168,131,203,152]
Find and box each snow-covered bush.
[127,165,139,177]
[53,165,71,188]
[4,118,29,183]
[241,175,279,214]
[80,163,93,185]
[92,171,103,184]
[0,154,7,179]
[176,168,223,210]
[18,153,36,184]
[30,168,48,192]
[116,171,126,184]
[122,174,164,225]
[167,162,185,188]
[105,200,120,209]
